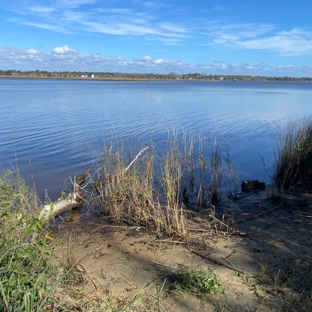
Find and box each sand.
[50,187,312,311]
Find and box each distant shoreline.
[0,75,151,82]
[0,75,311,82]
[0,76,223,82]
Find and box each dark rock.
[241,180,266,192]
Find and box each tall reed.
[91,131,238,236]
[161,132,185,235]
[273,118,312,190]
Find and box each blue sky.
[1,0,312,76]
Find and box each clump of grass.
[90,132,238,236]
[0,170,58,311]
[273,118,312,190]
[169,264,225,296]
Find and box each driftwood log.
[39,168,91,220]
[39,146,150,221]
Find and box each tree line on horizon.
[0,69,311,81]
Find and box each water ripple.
[1,79,311,199]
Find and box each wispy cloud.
[159,23,188,34]
[54,0,102,9]
[232,29,312,56]
[12,20,71,33]
[3,1,312,57]
[203,22,312,56]
[27,6,55,13]
[205,22,275,42]
[5,0,189,44]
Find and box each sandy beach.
[50,187,312,311]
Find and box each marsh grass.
[273,118,312,190]
[89,132,238,236]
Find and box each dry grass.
[88,132,238,236]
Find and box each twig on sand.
[152,261,178,270]
[77,245,104,265]
[155,239,186,245]
[188,249,254,276]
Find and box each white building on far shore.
[81,74,94,78]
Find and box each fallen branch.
[39,192,82,220]
[39,168,91,220]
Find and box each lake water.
[0,79,311,200]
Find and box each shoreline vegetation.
[1,123,312,310]
[1,70,312,82]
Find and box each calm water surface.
[0,79,311,199]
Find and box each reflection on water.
[0,79,311,199]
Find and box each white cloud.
[27,49,39,55]
[137,55,155,61]
[0,46,191,73]
[0,46,311,76]
[276,64,312,74]
[198,61,271,73]
[52,45,78,55]
[153,59,163,64]
[276,65,297,71]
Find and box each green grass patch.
[0,171,59,311]
[170,264,225,297]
